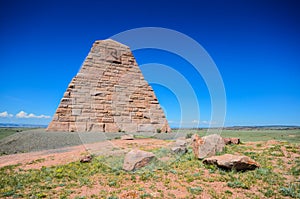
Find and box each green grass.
[173,128,300,143]
[0,128,34,140]
[1,140,299,198]
[0,128,299,198]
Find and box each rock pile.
[120,134,258,172]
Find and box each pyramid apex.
[94,39,129,49]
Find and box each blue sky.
[0,0,299,127]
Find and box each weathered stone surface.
[223,137,240,145]
[80,155,93,163]
[171,146,188,154]
[175,138,188,147]
[161,122,172,133]
[192,134,225,159]
[171,138,188,154]
[121,134,134,140]
[203,154,260,171]
[47,39,170,133]
[192,134,204,158]
[123,149,155,171]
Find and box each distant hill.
[1,123,299,130]
[172,125,300,130]
[225,125,300,130]
[0,123,47,128]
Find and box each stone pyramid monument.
[47,39,171,133]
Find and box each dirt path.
[0,138,170,169]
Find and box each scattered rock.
[123,149,155,171]
[80,155,92,163]
[203,154,260,171]
[192,134,225,159]
[223,137,240,145]
[121,134,134,140]
[171,146,188,154]
[175,138,188,147]
[120,191,139,199]
[186,138,192,145]
[171,138,188,154]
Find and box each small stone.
[171,146,188,154]
[203,154,260,171]
[80,155,92,163]
[121,134,134,140]
[123,149,155,171]
[223,137,240,145]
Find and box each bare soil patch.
[0,138,170,170]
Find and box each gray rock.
[171,146,188,154]
[170,138,188,154]
[175,139,188,147]
[193,134,225,159]
[123,149,155,171]
[203,154,260,171]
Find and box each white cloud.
[16,111,50,119]
[0,111,13,118]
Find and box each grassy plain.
[175,128,300,143]
[0,128,299,198]
[0,128,34,140]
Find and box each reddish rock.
[123,149,155,171]
[47,39,170,133]
[203,154,260,171]
[192,134,225,159]
[192,134,204,158]
[223,137,240,145]
[80,155,92,163]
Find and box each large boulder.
[123,149,155,171]
[203,154,260,171]
[192,134,225,159]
